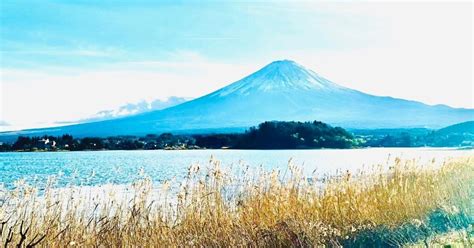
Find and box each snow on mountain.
[81,96,190,122]
[211,60,342,97]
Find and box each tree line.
[1,120,471,152]
[0,121,357,151]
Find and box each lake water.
[0,148,472,189]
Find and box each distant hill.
[426,121,474,147]
[354,121,474,148]
[1,60,473,139]
[436,121,474,135]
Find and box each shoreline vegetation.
[1,120,473,152]
[0,156,472,247]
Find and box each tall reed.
[1,156,472,247]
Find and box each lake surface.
[0,148,472,189]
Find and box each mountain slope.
[2,60,473,138]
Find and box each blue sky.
[2,1,379,67]
[0,1,472,130]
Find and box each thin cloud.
[1,49,114,57]
[183,36,239,41]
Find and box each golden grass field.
[1,156,473,247]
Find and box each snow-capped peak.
[213,59,342,97]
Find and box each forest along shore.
[1,120,473,152]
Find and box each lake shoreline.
[2,145,472,153]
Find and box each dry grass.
[0,156,473,247]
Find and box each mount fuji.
[2,60,473,138]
